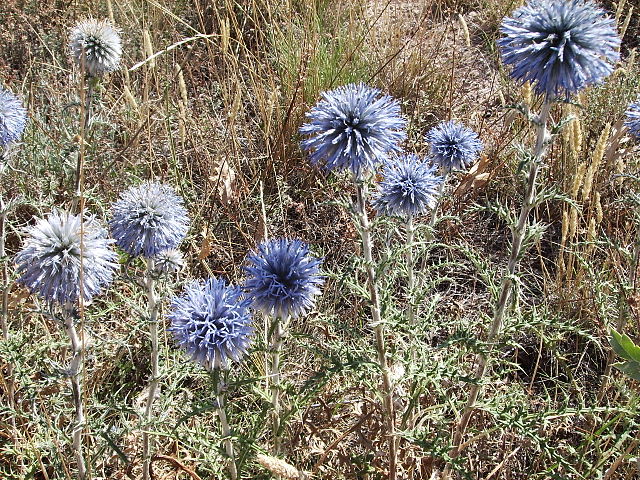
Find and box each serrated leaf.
[613,360,640,381]
[610,329,640,362]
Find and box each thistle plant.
[445,0,621,473]
[425,120,482,227]
[68,19,122,210]
[14,210,118,480]
[372,153,443,325]
[300,82,406,480]
[168,277,254,480]
[625,100,640,139]
[244,238,323,454]
[0,87,27,153]
[109,181,189,480]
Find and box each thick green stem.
[270,316,285,454]
[355,179,397,480]
[446,101,552,473]
[215,370,238,480]
[142,258,160,480]
[63,307,87,480]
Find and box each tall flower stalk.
[244,238,323,454]
[109,181,189,480]
[15,211,118,480]
[445,0,620,473]
[168,277,254,480]
[300,83,406,480]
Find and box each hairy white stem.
[406,214,416,326]
[72,76,94,214]
[142,258,160,480]
[429,174,448,229]
[63,307,88,480]
[355,179,397,480]
[215,372,238,480]
[445,101,552,475]
[270,316,285,454]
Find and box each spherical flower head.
[498,0,620,98]
[69,19,122,77]
[426,120,483,172]
[154,249,185,274]
[0,88,27,149]
[244,238,324,319]
[372,153,443,218]
[625,101,640,140]
[110,181,189,258]
[15,210,118,306]
[168,277,253,370]
[300,83,407,177]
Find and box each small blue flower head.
[244,238,324,319]
[168,277,253,370]
[300,83,407,177]
[0,87,27,149]
[498,0,620,98]
[15,210,118,306]
[110,181,189,258]
[373,154,443,218]
[69,18,122,77]
[625,101,640,140]
[426,120,483,172]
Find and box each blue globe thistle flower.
[498,0,620,98]
[153,249,185,274]
[244,238,324,319]
[0,87,27,149]
[299,83,407,177]
[110,181,189,258]
[15,210,118,306]
[168,278,253,370]
[69,18,122,77]
[372,154,443,218]
[426,120,483,172]
[625,101,640,140]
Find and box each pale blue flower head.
[110,181,189,258]
[15,210,118,306]
[373,153,443,218]
[300,83,407,177]
[625,101,640,140]
[498,0,620,98]
[427,120,483,172]
[168,278,253,370]
[244,238,324,319]
[0,87,27,149]
[69,18,122,77]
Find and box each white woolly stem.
[445,101,552,476]
[63,306,88,480]
[406,214,416,326]
[215,370,238,480]
[429,174,448,230]
[72,75,94,214]
[269,316,285,455]
[355,177,397,480]
[142,258,161,480]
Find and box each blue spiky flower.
[110,182,189,258]
[498,0,620,98]
[15,210,118,306]
[69,18,122,77]
[373,154,443,218]
[244,238,324,319]
[300,83,407,177]
[168,277,253,370]
[427,120,483,172]
[625,101,640,140]
[0,87,27,149]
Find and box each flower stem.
[214,369,238,480]
[72,76,94,214]
[0,206,16,417]
[429,174,448,230]
[142,258,160,480]
[406,214,416,326]
[270,316,285,454]
[355,178,397,480]
[63,307,88,480]
[445,101,552,473]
